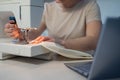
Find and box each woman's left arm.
[61,20,102,51]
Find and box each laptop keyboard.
[64,61,92,77]
[75,62,92,72]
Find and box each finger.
[6,33,15,38]
[4,23,10,28]
[4,28,13,33]
[45,39,54,42]
[29,36,45,44]
[29,40,39,44]
[43,36,51,41]
[45,38,55,42]
[12,31,20,38]
[43,36,55,41]
[9,20,16,24]
[9,24,16,29]
[34,36,43,41]
[5,23,15,29]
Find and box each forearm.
[27,28,41,40]
[62,36,99,51]
[20,23,46,41]
[18,27,45,41]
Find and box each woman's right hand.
[4,20,21,39]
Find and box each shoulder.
[84,0,101,23]
[83,0,98,7]
[44,1,56,11]
[82,0,100,12]
[77,0,98,11]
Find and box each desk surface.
[0,56,88,80]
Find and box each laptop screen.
[88,17,120,80]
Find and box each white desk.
[0,56,88,80]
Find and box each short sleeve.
[86,0,101,23]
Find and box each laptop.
[64,17,120,80]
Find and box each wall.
[97,0,120,24]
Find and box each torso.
[43,0,100,40]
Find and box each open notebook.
[31,41,93,59]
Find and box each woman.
[4,0,101,52]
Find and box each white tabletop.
[0,56,88,80]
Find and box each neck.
[65,0,81,8]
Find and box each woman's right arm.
[4,21,47,41]
[27,22,47,40]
